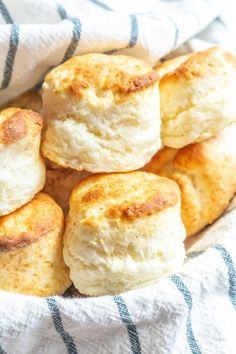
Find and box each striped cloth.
[0,205,236,354]
[0,0,234,104]
[0,0,236,353]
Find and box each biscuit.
[0,108,46,215]
[42,53,161,172]
[160,47,236,148]
[155,53,193,79]
[0,193,72,296]
[143,123,236,236]
[43,160,91,214]
[63,171,186,296]
[1,90,42,113]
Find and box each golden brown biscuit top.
[160,47,236,84]
[0,193,63,252]
[143,147,178,175]
[0,108,43,145]
[44,53,158,98]
[155,53,193,79]
[70,172,179,226]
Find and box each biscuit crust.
[143,123,236,236]
[0,193,61,251]
[0,108,45,216]
[0,90,42,113]
[42,53,161,172]
[0,193,72,296]
[63,172,186,296]
[160,47,236,148]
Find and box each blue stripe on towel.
[113,295,141,354]
[105,14,138,54]
[88,0,113,11]
[129,15,138,48]
[57,3,81,62]
[57,3,68,20]
[216,17,229,31]
[62,18,82,62]
[0,0,13,23]
[212,244,236,310]
[1,24,19,89]
[187,251,204,259]
[46,298,77,354]
[170,275,202,354]
[0,345,7,354]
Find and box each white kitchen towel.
[0,205,236,354]
[0,0,234,104]
[0,0,236,353]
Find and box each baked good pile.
[0,46,235,297]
